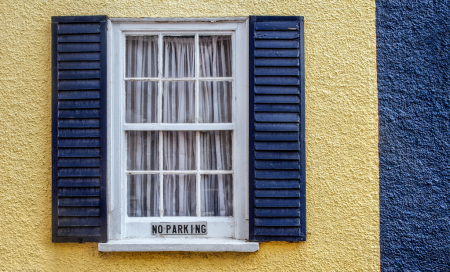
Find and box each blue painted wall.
[377,1,450,271]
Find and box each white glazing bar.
[124,77,233,81]
[123,35,127,80]
[158,34,163,124]
[231,33,236,221]
[159,130,163,217]
[195,34,199,124]
[121,32,128,238]
[196,131,201,217]
[231,32,237,236]
[158,34,164,218]
[198,78,233,81]
[124,123,234,131]
[109,17,248,22]
[231,32,236,127]
[127,217,235,223]
[195,34,201,217]
[126,170,234,175]
[125,77,159,81]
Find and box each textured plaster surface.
[377,1,450,271]
[0,0,379,271]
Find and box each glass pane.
[127,174,159,217]
[126,36,158,78]
[163,174,196,216]
[127,131,159,170]
[163,131,196,170]
[199,81,232,123]
[162,81,195,123]
[201,174,233,216]
[126,81,158,123]
[199,36,232,77]
[163,36,195,78]
[200,131,232,170]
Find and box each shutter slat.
[254,123,299,132]
[255,77,299,85]
[59,109,100,118]
[250,16,305,242]
[58,207,100,217]
[59,79,100,90]
[58,129,100,138]
[58,23,100,34]
[254,49,299,58]
[255,151,299,160]
[57,227,101,236]
[59,70,100,80]
[255,68,299,76]
[255,113,299,122]
[255,31,299,39]
[255,180,299,189]
[255,104,299,112]
[255,132,299,141]
[59,61,100,70]
[255,21,298,31]
[255,40,299,49]
[254,236,305,241]
[58,168,101,178]
[59,91,101,100]
[58,148,101,158]
[58,178,100,187]
[255,190,300,198]
[255,161,299,169]
[255,170,300,179]
[58,188,100,197]
[58,119,100,128]
[255,142,299,151]
[255,58,299,66]
[254,227,300,236]
[58,138,100,147]
[58,52,100,61]
[58,43,100,53]
[58,158,101,167]
[255,208,300,217]
[59,197,100,207]
[59,34,101,43]
[255,218,300,227]
[255,198,300,208]
[58,217,101,227]
[58,100,100,109]
[255,95,300,104]
[255,86,299,94]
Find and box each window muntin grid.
[124,33,234,218]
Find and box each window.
[107,19,251,243]
[51,15,305,249]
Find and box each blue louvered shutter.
[52,16,108,243]
[249,16,306,241]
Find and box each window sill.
[98,238,259,252]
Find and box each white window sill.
[98,238,259,252]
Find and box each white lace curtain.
[125,35,233,217]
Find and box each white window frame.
[100,18,258,252]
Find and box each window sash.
[108,20,249,239]
[124,32,235,218]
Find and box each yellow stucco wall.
[0,0,379,270]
